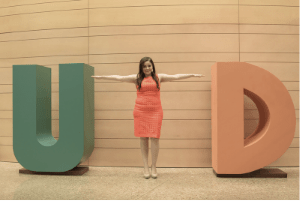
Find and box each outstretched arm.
[175,74,194,80]
[116,74,137,83]
[91,75,119,81]
[161,74,194,82]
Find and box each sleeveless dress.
[133,74,163,138]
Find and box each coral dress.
[133,74,163,138]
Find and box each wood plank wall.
[0,0,299,167]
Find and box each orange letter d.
[211,62,296,174]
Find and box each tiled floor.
[0,162,298,200]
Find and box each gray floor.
[0,162,299,200]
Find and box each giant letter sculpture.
[211,62,296,174]
[13,63,94,172]
[12,62,296,173]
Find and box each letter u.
[12,63,94,172]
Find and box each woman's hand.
[193,74,205,77]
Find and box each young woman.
[91,57,205,179]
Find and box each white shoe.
[151,166,158,179]
[151,172,157,179]
[144,169,150,179]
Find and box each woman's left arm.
[176,74,205,80]
[160,74,205,82]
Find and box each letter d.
[211,62,296,174]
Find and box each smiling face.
[143,60,153,77]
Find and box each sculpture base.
[213,167,287,178]
[19,166,89,176]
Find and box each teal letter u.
[13,63,94,172]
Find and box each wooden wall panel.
[240,24,298,35]
[89,24,239,36]
[0,0,76,8]
[89,35,239,54]
[87,147,299,167]
[0,61,299,84]
[239,0,299,7]
[239,5,298,25]
[89,0,238,8]
[0,9,88,33]
[0,137,299,149]
[90,5,238,26]
[4,90,287,111]
[0,117,298,139]
[0,55,88,68]
[2,108,298,120]
[0,28,88,42]
[0,62,298,85]
[0,92,300,139]
[89,53,240,64]
[0,117,298,140]
[0,0,87,17]
[0,0,298,168]
[240,35,298,53]
[240,53,299,63]
[0,37,88,58]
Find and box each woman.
[91,57,205,179]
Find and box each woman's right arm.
[91,75,119,81]
[91,74,137,83]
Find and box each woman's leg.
[150,137,159,175]
[140,137,150,174]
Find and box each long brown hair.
[136,57,160,92]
